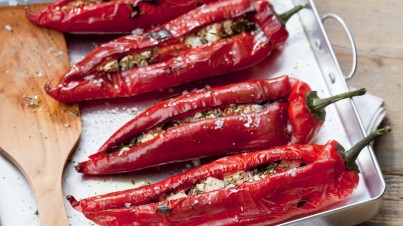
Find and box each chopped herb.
[70,108,80,117]
[279,163,290,169]
[34,209,39,216]
[266,161,280,175]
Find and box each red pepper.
[67,127,391,226]
[26,0,219,33]
[44,0,304,103]
[75,76,366,175]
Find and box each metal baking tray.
[0,0,385,225]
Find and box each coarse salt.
[214,118,224,129]
[244,115,253,128]
[4,24,13,32]
[192,158,201,167]
[55,51,64,57]
[36,71,44,77]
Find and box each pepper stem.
[306,88,366,122]
[270,5,305,25]
[344,126,391,171]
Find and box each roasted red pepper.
[44,0,304,103]
[76,76,366,175]
[26,0,219,33]
[67,127,391,226]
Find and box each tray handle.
[321,13,357,80]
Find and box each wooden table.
[316,1,403,225]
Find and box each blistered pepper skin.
[44,0,290,103]
[78,102,290,175]
[88,76,292,160]
[26,0,218,33]
[68,141,359,226]
[75,76,311,175]
[76,76,366,175]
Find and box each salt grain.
[4,24,13,32]
[55,51,64,57]
[47,47,55,53]
[36,71,44,77]
[214,118,224,129]
[192,158,200,167]
[289,168,297,177]
[244,115,253,128]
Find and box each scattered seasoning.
[70,108,80,117]
[127,107,139,115]
[23,95,40,108]
[34,209,39,216]
[55,50,64,57]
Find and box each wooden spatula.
[0,5,81,226]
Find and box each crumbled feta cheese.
[193,112,203,119]
[204,177,225,192]
[184,35,203,48]
[166,190,187,201]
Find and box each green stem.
[344,126,391,171]
[270,5,305,25]
[306,88,366,122]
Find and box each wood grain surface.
[316,1,403,225]
[0,5,81,226]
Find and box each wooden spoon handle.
[0,5,82,226]
[32,179,69,226]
